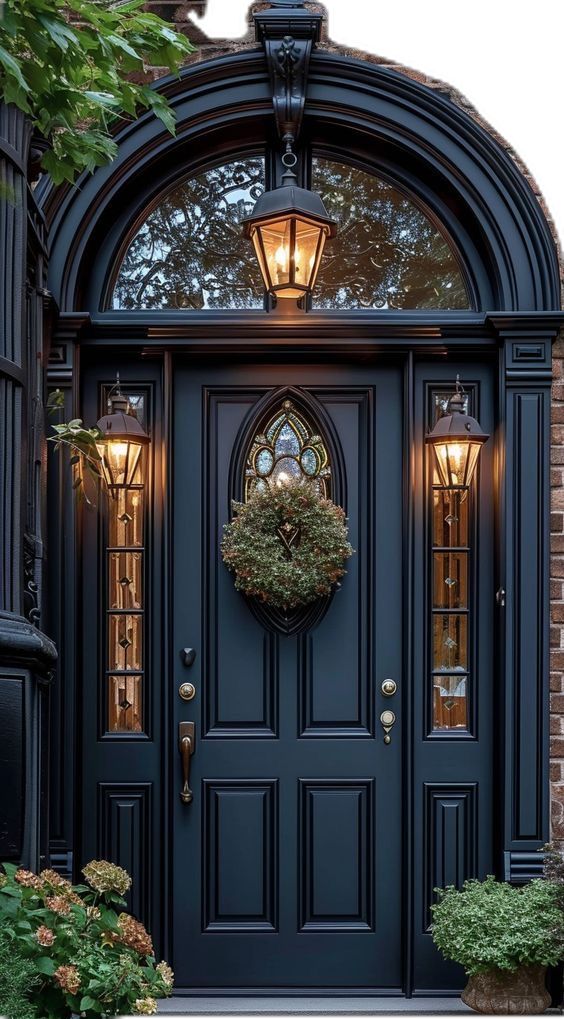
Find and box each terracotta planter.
[461,964,551,1015]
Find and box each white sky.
[193,0,564,248]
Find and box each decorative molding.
[504,850,544,884]
[203,780,278,932]
[0,611,57,679]
[255,2,322,149]
[98,783,152,926]
[423,784,478,931]
[299,779,374,932]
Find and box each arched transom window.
[111,156,470,311]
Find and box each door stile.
[402,350,416,997]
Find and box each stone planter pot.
[462,964,551,1015]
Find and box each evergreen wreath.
[221,478,354,610]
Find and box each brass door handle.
[179,721,195,804]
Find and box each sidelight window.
[105,390,147,733]
[430,391,472,733]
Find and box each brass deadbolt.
[381,679,397,697]
[179,682,196,702]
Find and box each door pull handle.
[179,721,195,804]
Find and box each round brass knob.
[381,679,397,697]
[179,682,196,702]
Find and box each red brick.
[553,383,564,401]
[552,605,564,623]
[552,406,564,424]
[552,694,564,714]
[551,446,564,465]
[552,558,564,578]
[551,580,563,599]
[550,672,564,692]
[551,626,562,647]
[552,512,564,533]
[552,535,564,553]
[552,468,564,486]
[552,651,564,669]
[551,716,564,735]
[552,738,564,759]
[551,762,564,783]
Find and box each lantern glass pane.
[259,219,296,294]
[294,219,322,289]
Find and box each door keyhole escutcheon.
[380,709,396,745]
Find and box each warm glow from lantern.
[248,215,331,298]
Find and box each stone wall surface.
[142,0,564,839]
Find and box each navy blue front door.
[172,361,404,991]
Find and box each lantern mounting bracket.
[254,1,323,152]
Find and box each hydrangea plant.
[0,860,173,1017]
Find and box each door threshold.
[157,996,471,1015]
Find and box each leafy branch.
[47,389,105,504]
[0,0,194,183]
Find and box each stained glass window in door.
[245,399,331,500]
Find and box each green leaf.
[36,13,79,52]
[35,956,56,976]
[80,996,97,1010]
[0,45,31,92]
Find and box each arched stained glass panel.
[112,157,266,310]
[245,399,331,500]
[312,158,471,310]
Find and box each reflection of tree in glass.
[113,158,266,310]
[312,159,470,309]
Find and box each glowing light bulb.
[275,244,287,271]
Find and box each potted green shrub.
[431,875,564,1015]
[0,860,173,1017]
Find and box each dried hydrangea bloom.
[40,870,82,904]
[36,925,56,947]
[116,913,154,956]
[0,874,7,889]
[45,895,71,916]
[54,964,81,995]
[82,860,132,895]
[86,905,101,920]
[156,960,174,990]
[133,997,158,1015]
[14,869,43,892]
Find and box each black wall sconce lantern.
[426,375,489,490]
[243,0,337,299]
[96,377,150,495]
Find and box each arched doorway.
[42,14,561,995]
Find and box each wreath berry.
[221,478,354,611]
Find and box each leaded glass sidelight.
[112,158,266,310]
[430,390,472,733]
[311,158,470,310]
[105,390,147,734]
[245,400,331,501]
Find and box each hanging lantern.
[242,164,336,299]
[96,384,150,496]
[426,376,489,490]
